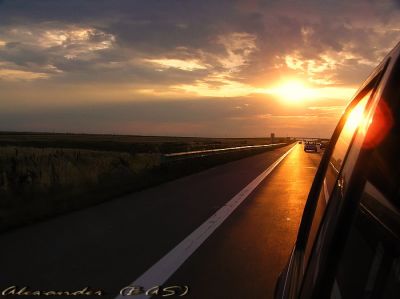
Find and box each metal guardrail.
[164,143,287,158]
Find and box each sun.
[264,80,317,103]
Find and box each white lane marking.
[115,144,297,299]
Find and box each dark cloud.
[1,0,399,86]
[0,0,400,136]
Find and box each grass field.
[0,132,290,231]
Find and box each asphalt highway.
[0,143,321,299]
[166,144,321,299]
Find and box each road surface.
[0,144,321,298]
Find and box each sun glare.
[342,92,370,138]
[264,80,317,103]
[346,102,366,132]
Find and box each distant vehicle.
[275,42,400,299]
[304,141,317,152]
[299,141,302,144]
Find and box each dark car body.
[275,42,400,299]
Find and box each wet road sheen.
[0,144,321,299]
[167,144,321,299]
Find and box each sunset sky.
[1,0,400,137]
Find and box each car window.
[331,182,400,299]
[303,91,372,266]
[326,90,371,196]
[298,58,391,299]
[331,73,400,298]
[364,103,399,208]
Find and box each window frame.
[296,59,388,251]
[326,47,400,298]
[291,58,391,299]
[302,90,373,266]
[297,55,396,299]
